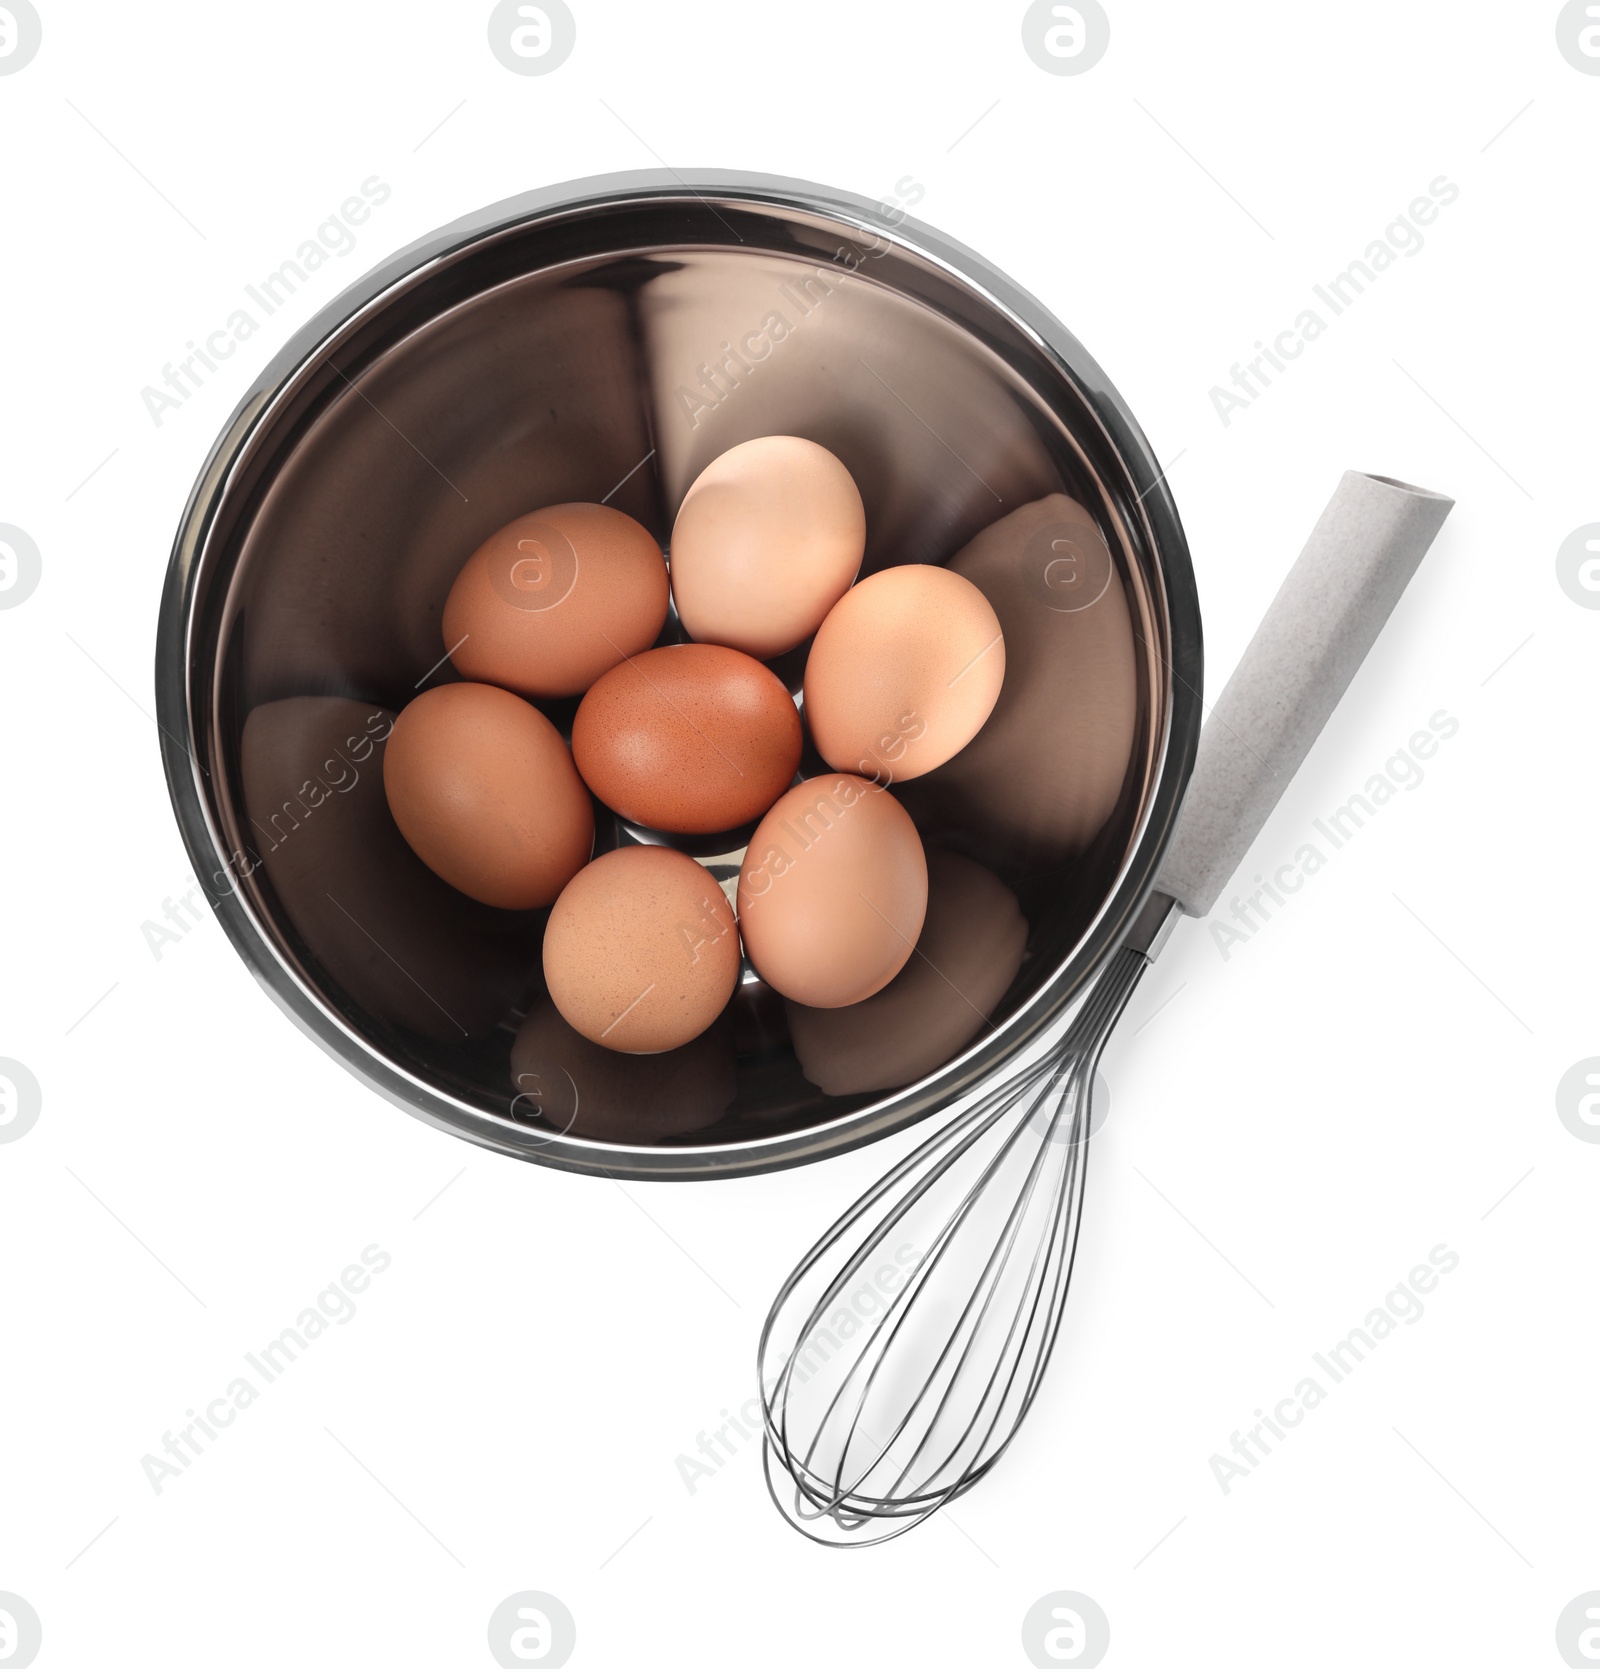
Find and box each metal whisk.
[759,471,1454,1544]
[759,900,1173,1545]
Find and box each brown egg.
[804,565,1005,783]
[571,644,802,834]
[896,495,1137,862]
[509,999,736,1144]
[443,502,669,698]
[543,846,740,1053]
[787,850,1028,1096]
[383,683,593,909]
[737,774,928,1008]
[670,436,865,658]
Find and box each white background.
[2,2,1597,1665]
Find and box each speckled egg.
[542,845,741,1053]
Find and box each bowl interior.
[176,182,1184,1173]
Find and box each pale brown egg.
[382,682,593,909]
[804,564,1005,783]
[443,502,669,698]
[543,846,740,1053]
[737,774,927,1008]
[895,495,1137,862]
[670,436,865,658]
[572,644,802,834]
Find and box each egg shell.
[737,774,928,1008]
[895,495,1137,861]
[543,846,741,1053]
[382,682,593,909]
[804,564,1005,783]
[571,644,802,834]
[443,502,669,698]
[670,436,865,658]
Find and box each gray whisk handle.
[1155,471,1454,918]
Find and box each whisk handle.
[1156,471,1453,918]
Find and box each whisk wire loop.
[760,945,1152,1545]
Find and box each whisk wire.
[764,1053,1059,1516]
[761,946,1152,1544]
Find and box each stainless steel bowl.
[155,169,1202,1180]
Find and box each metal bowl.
[155,169,1202,1180]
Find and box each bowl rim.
[154,166,1203,1181]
